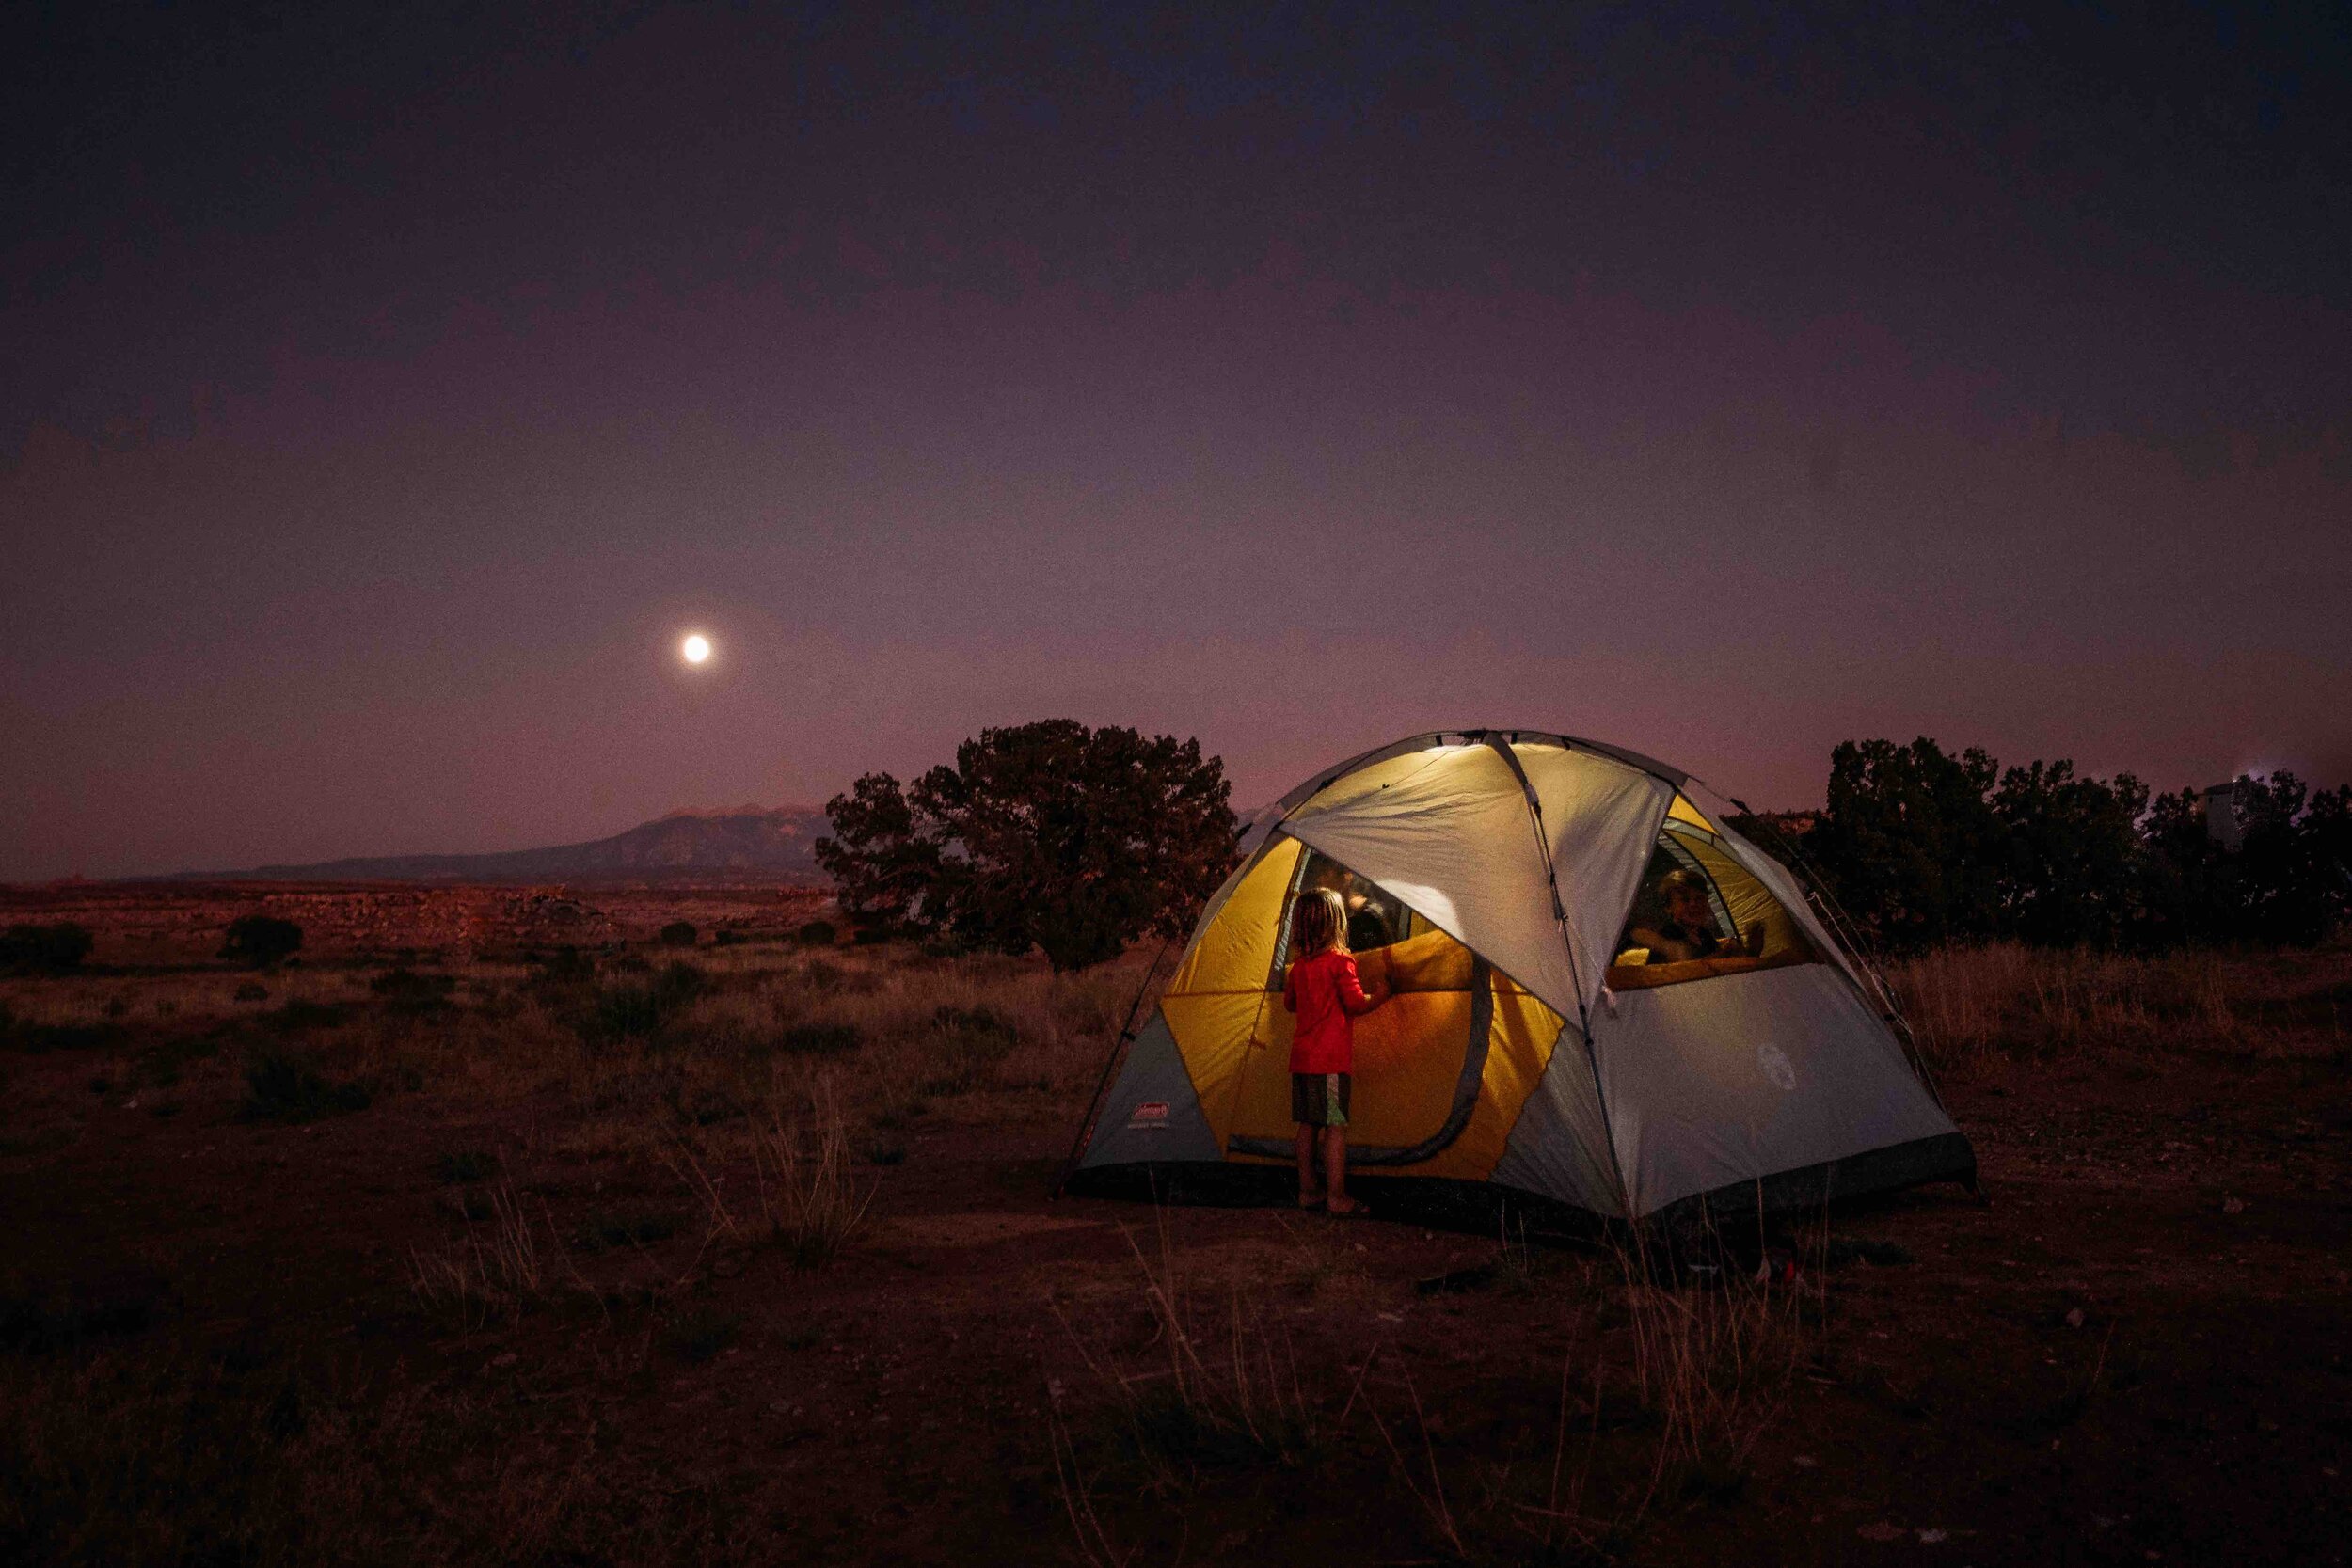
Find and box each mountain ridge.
[187,806,832,884]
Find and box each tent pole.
[1481,733,1639,1221]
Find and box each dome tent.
[1062,730,1974,1227]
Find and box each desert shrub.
[585,986,662,1043]
[658,921,697,948]
[0,1008,118,1053]
[0,923,93,975]
[775,1022,861,1056]
[369,967,456,1019]
[130,1034,222,1090]
[241,1049,371,1122]
[232,981,269,1003]
[798,919,837,947]
[532,946,597,985]
[667,1085,742,1127]
[714,929,747,947]
[370,967,453,999]
[921,1004,1020,1095]
[751,1087,877,1269]
[801,958,844,990]
[432,1149,499,1184]
[264,999,350,1034]
[219,915,303,967]
[577,962,707,1047]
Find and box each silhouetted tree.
[219,914,303,967]
[815,720,1241,971]
[1803,739,2348,953]
[1988,760,2151,946]
[1807,738,2006,950]
[0,922,93,974]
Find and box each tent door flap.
[1227,960,1493,1167]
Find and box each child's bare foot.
[1326,1196,1362,1216]
[1298,1191,1325,1210]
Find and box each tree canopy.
[1768,737,2350,953]
[814,720,1240,971]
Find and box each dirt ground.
[3,892,2348,1566]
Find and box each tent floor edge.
[1640,1131,1979,1245]
[1059,1164,1613,1242]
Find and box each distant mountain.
[212,807,831,884]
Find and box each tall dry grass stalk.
[407,1180,585,1328]
[750,1079,878,1269]
[1051,1212,1322,1501]
[1611,1228,1815,1518]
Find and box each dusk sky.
[5,2,2348,880]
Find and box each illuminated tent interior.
[1065,731,1975,1225]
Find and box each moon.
[680,633,712,665]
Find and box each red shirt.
[1283,948,1379,1074]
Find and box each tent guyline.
[1061,729,1976,1226]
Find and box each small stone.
[1919,1528,1949,1544]
[1792,1454,1819,1468]
[1857,1522,1904,1543]
[2065,1307,2085,1329]
[2222,1197,2245,1215]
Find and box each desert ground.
[3,885,2348,1566]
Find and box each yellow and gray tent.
[1065,731,1973,1225]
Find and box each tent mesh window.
[1264,847,1436,988]
[1606,819,1822,991]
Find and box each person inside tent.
[1301,861,1399,953]
[1628,869,1765,964]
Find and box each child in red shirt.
[1283,888,1390,1213]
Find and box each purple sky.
[5,3,2348,879]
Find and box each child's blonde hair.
[1293,888,1350,958]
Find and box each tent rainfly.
[1063,731,1975,1226]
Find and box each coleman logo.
[1127,1101,1171,1130]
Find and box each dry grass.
[1886,942,2248,1075]
[1611,1231,1817,1517]
[749,1079,879,1268]
[1051,1214,1327,1498]
[407,1180,588,1329]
